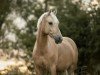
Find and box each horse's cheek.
[45,25,50,34]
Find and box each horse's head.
[37,10,63,44]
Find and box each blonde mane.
[37,12,48,29]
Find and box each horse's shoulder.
[63,37,78,56]
[62,37,78,62]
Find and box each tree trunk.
[44,0,49,12]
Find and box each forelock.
[37,12,59,29]
[50,12,59,24]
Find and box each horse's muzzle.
[54,36,63,44]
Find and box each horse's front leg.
[67,66,75,75]
[35,65,43,75]
[50,65,57,75]
[57,71,68,75]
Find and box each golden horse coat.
[33,10,78,75]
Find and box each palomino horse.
[33,10,78,75]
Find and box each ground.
[0,49,35,75]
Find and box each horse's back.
[57,37,78,71]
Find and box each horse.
[33,10,78,75]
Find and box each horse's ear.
[48,9,52,15]
[53,9,57,15]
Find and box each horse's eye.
[48,22,53,25]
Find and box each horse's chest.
[34,55,51,69]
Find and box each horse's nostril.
[57,37,60,41]
[59,37,63,42]
[58,36,62,40]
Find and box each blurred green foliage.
[0,0,100,74]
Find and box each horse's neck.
[36,28,48,49]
